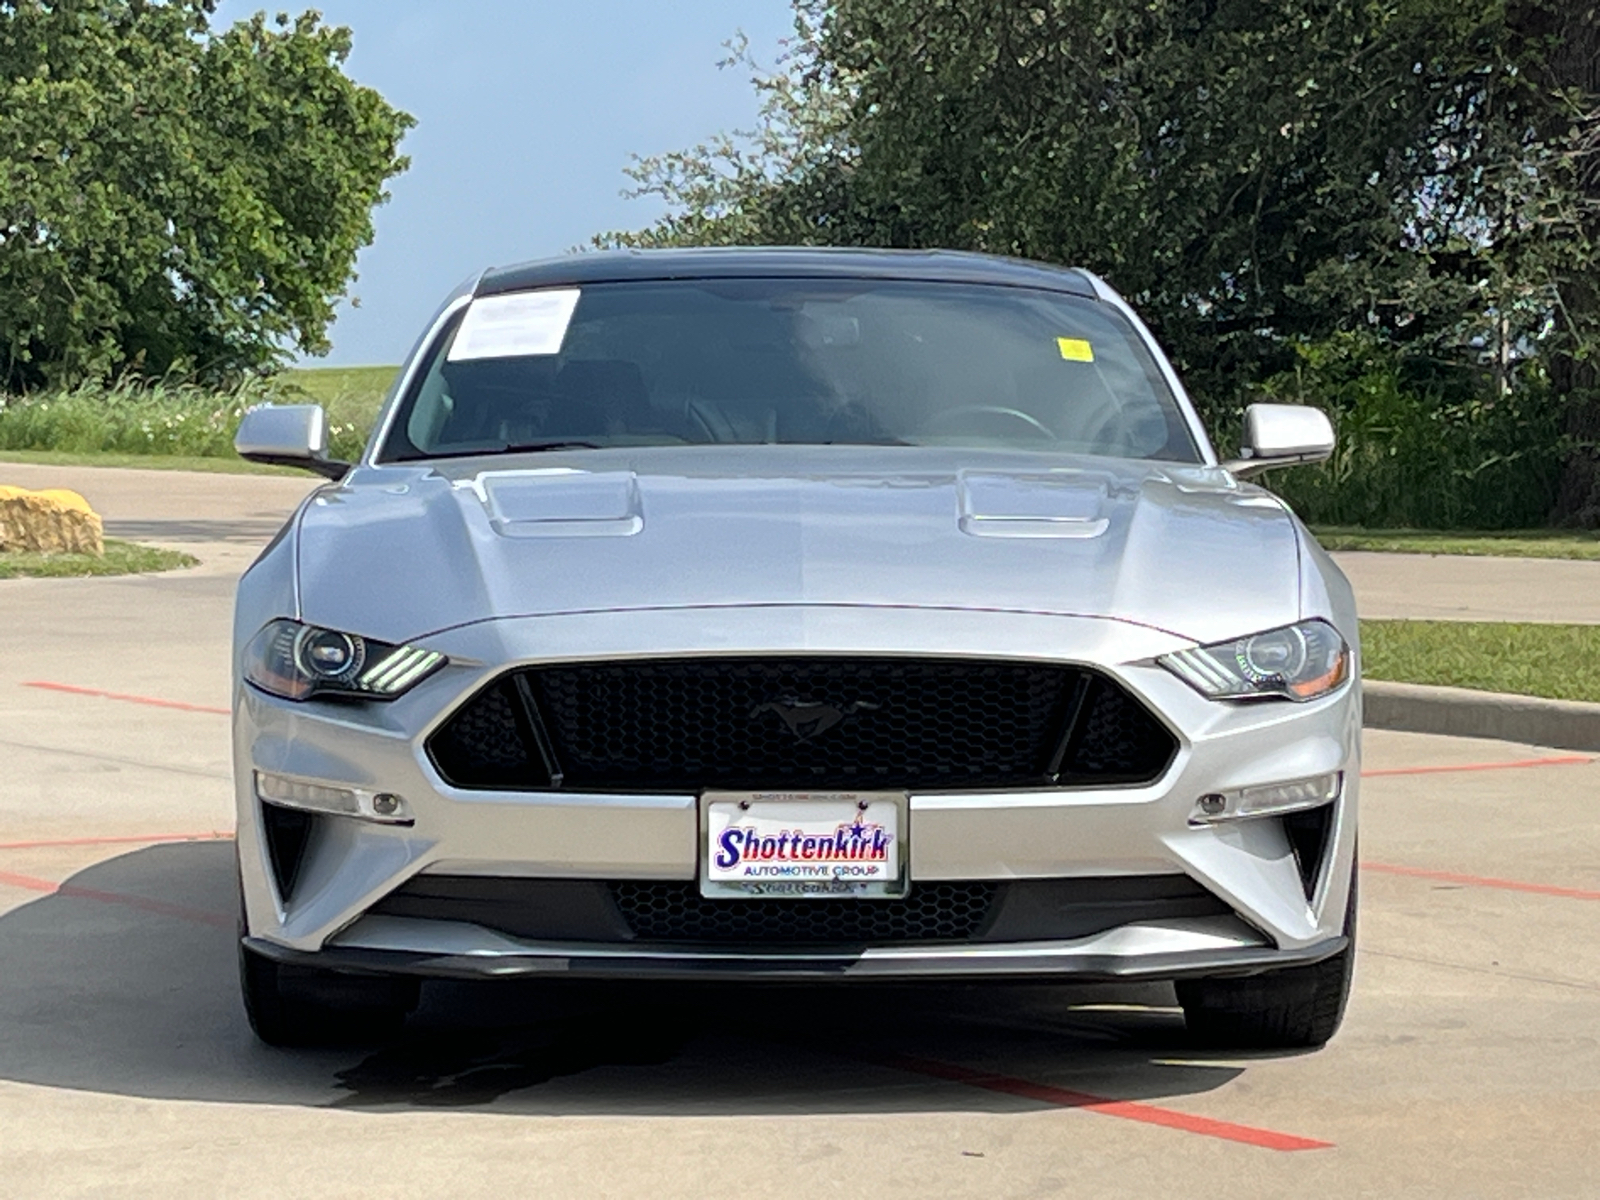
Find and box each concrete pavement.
[0,461,317,576]
[0,463,1597,1197]
[1364,679,1600,751]
[1332,549,1600,624]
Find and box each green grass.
[1361,619,1600,702]
[0,366,399,471]
[0,377,279,457]
[1314,526,1600,560]
[279,365,397,438]
[0,448,306,475]
[0,538,197,579]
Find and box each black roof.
[475,247,1098,298]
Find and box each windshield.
[377,279,1202,463]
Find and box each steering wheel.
[918,405,1057,442]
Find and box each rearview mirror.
[1221,403,1335,478]
[234,404,351,480]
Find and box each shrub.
[0,378,368,462]
[1255,334,1566,529]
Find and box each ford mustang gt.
[232,248,1358,1049]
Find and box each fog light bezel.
[254,770,414,825]
[1188,771,1342,825]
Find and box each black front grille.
[427,677,532,789]
[428,657,1176,793]
[1070,677,1185,780]
[612,881,997,944]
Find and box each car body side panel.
[234,515,301,642]
[1296,516,1360,637]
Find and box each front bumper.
[246,920,1349,983]
[235,605,1360,977]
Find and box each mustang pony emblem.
[749,696,880,742]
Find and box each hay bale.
[0,485,104,555]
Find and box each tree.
[604,1,1600,523]
[1511,1,1600,524]
[0,0,412,388]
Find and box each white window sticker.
[447,288,581,361]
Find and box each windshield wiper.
[821,436,916,446]
[402,440,604,462]
[499,440,603,453]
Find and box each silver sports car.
[232,248,1358,1049]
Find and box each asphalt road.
[0,463,1596,1197]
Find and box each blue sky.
[209,1,797,365]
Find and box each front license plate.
[700,791,908,899]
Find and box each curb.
[1363,680,1600,752]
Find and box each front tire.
[240,940,419,1048]
[1176,873,1356,1050]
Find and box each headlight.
[1159,619,1350,702]
[244,619,446,701]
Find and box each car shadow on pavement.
[0,843,1261,1115]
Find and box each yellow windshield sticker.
[1057,337,1094,362]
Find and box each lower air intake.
[611,881,998,944]
[366,874,1232,947]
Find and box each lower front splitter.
[244,924,1347,984]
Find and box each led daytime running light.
[360,646,443,693]
[255,771,413,824]
[255,771,360,815]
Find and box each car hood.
[294,446,1303,646]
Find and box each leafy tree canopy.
[0,0,412,388]
[603,1,1600,518]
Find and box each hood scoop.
[468,469,643,538]
[958,470,1111,539]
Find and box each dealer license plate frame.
[698,791,909,900]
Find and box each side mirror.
[1221,403,1335,478]
[234,404,351,480]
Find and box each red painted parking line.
[0,867,233,928]
[0,831,232,852]
[22,680,229,716]
[1362,755,1592,778]
[1362,861,1600,901]
[879,1053,1332,1151]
